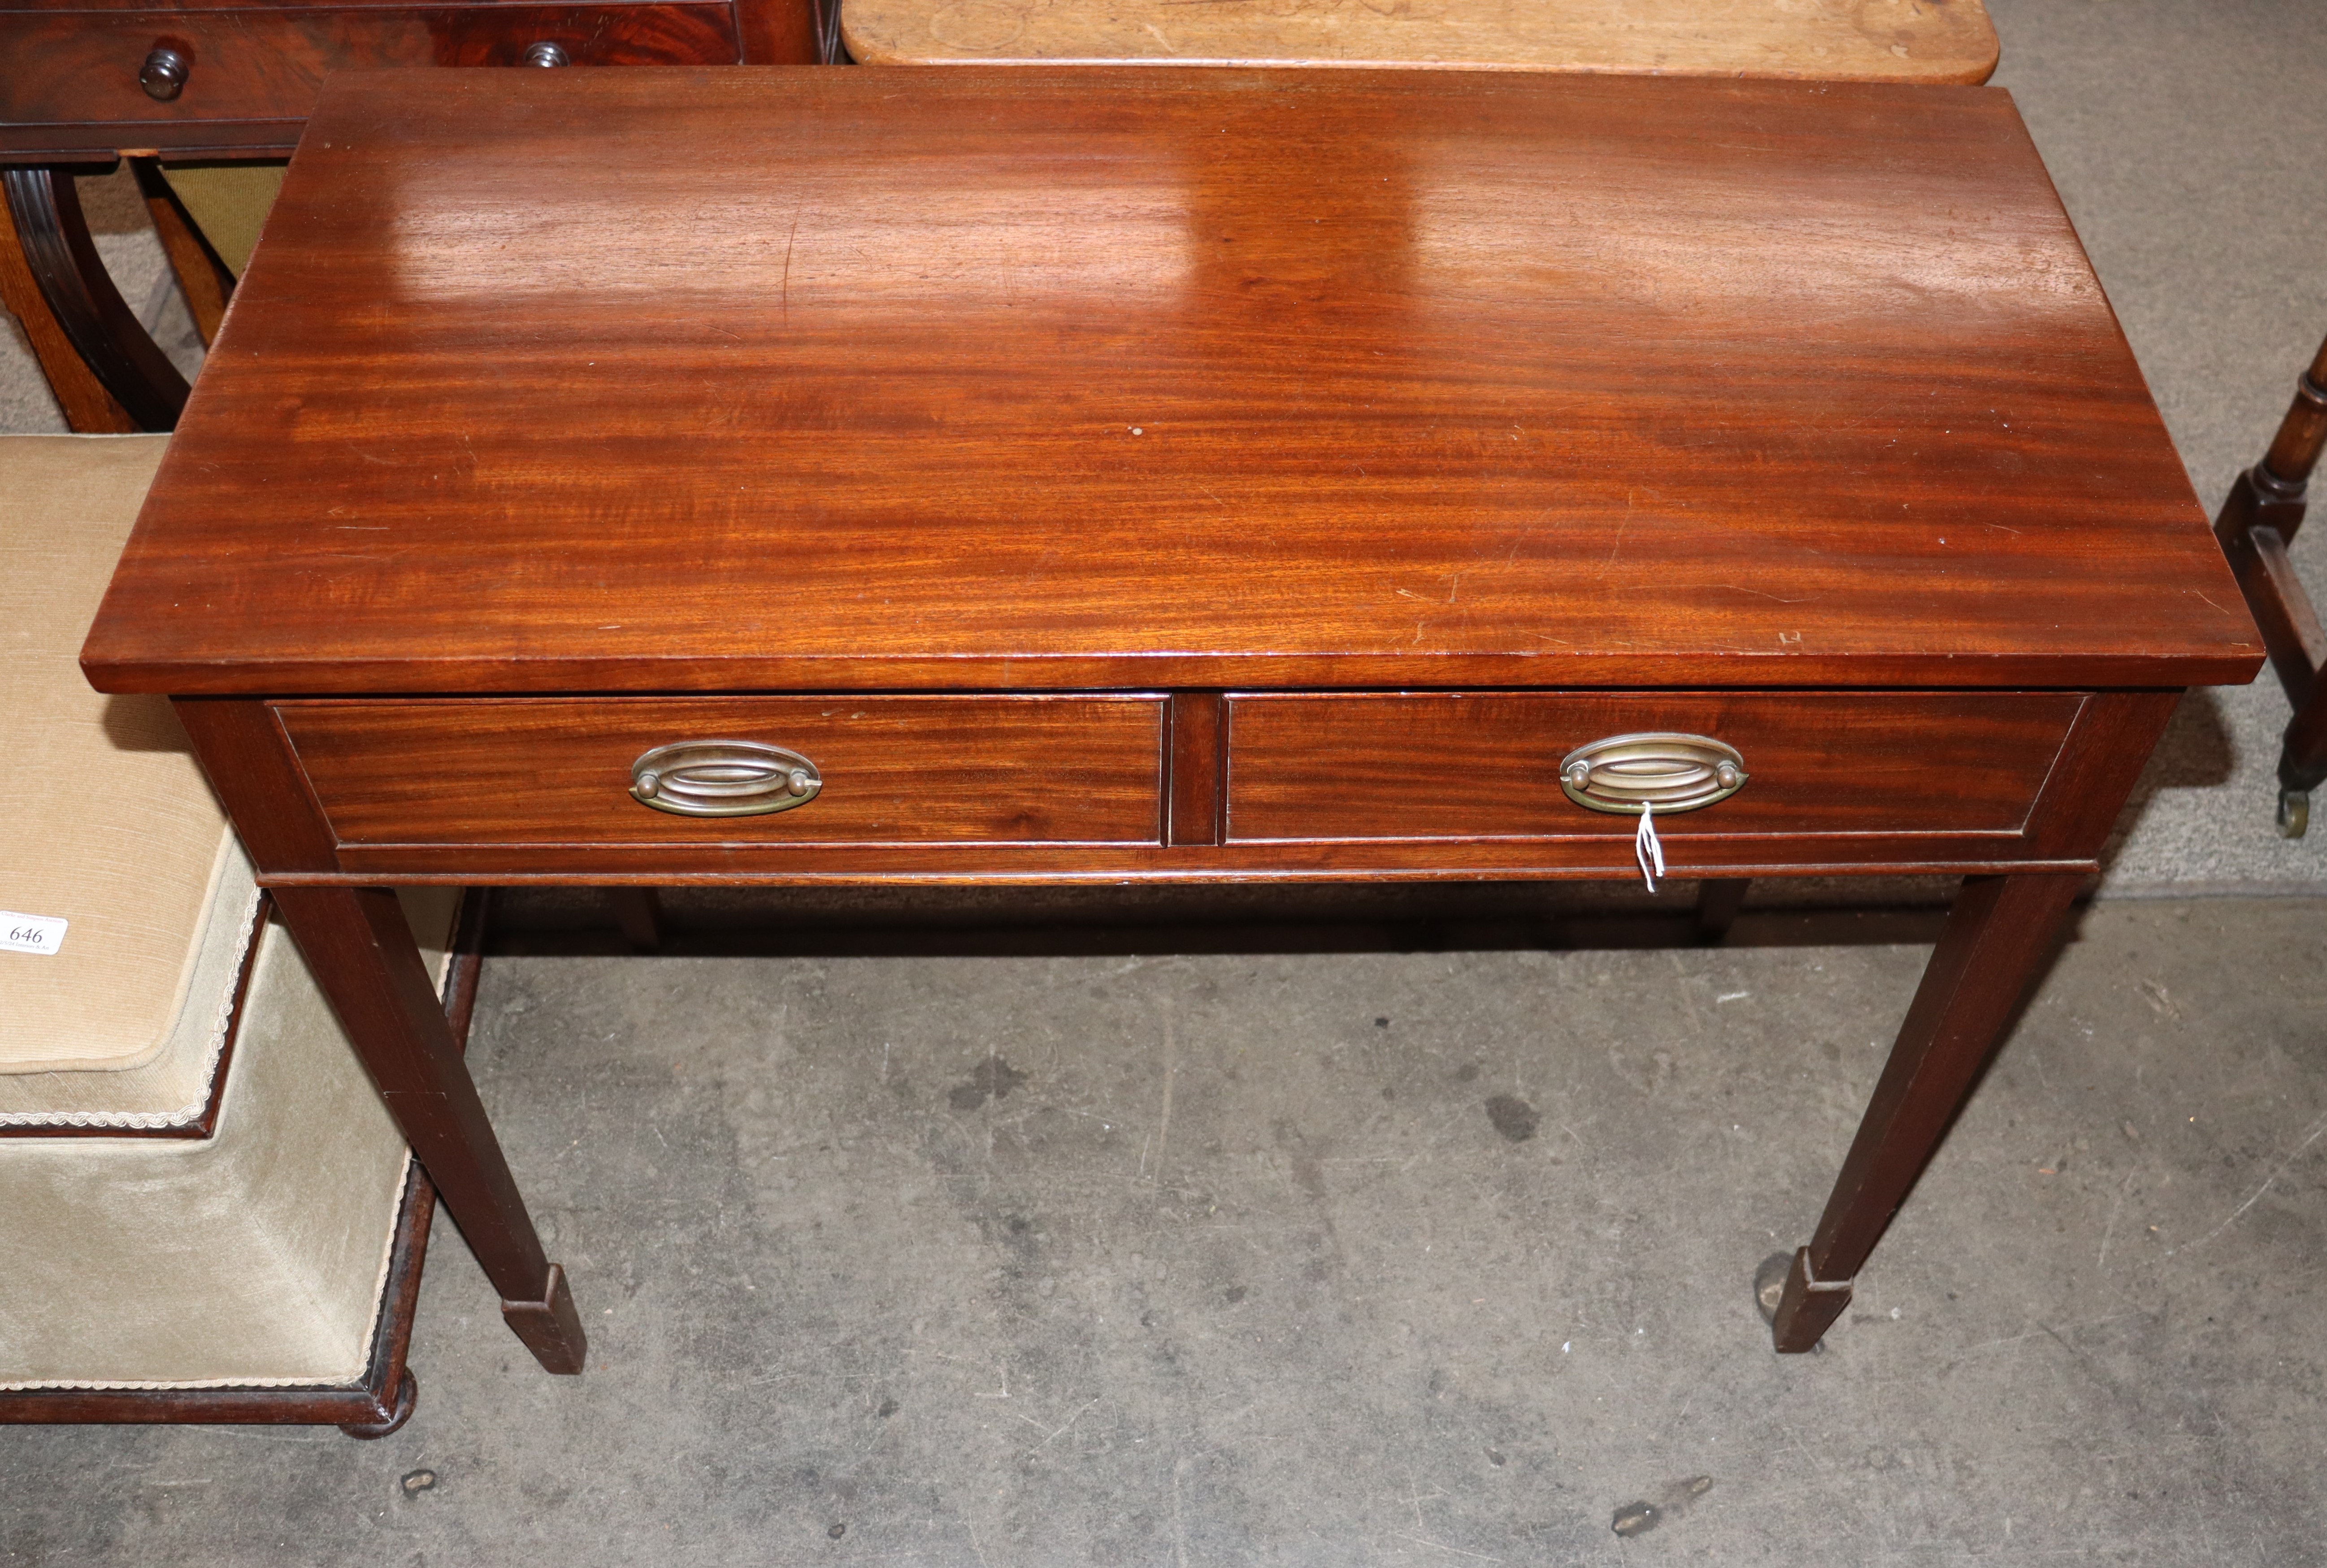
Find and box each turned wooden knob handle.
[139,46,190,102]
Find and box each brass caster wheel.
[2279,789,2310,839]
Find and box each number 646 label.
[2,912,67,956]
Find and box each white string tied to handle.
[1634,802,1666,894]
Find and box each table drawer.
[275,696,1166,847]
[1224,692,2086,843]
[0,7,739,127]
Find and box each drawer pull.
[522,41,572,67]
[630,741,821,817]
[1559,733,1747,816]
[139,46,190,102]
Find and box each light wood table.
[84,66,2255,1373]
[841,0,1996,81]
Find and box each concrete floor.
[5,895,2326,1564]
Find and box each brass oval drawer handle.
[1559,733,1747,815]
[630,741,820,817]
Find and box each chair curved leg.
[1,165,189,430]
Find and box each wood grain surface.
[1223,691,2082,841]
[0,7,740,130]
[275,695,1168,845]
[841,0,1997,83]
[83,67,2258,695]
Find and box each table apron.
[172,689,2180,882]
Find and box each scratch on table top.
[1598,510,1629,577]
[781,204,803,326]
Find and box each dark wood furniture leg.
[608,886,665,951]
[0,165,189,431]
[2214,334,2327,836]
[270,886,586,1374]
[1694,877,1750,943]
[0,175,134,432]
[130,159,234,347]
[1771,872,2082,1352]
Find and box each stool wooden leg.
[1771,872,2081,1353]
[272,886,587,1374]
[2213,335,2327,831]
[0,165,189,431]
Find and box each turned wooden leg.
[0,165,188,430]
[2212,335,2327,834]
[1771,872,2082,1353]
[272,885,586,1374]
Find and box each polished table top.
[84,66,2256,696]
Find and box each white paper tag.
[1,912,67,956]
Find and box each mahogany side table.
[82,66,2262,1371]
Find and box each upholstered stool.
[840,0,1999,80]
[0,434,469,1436]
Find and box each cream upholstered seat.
[0,434,449,1416]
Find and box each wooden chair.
[0,161,281,434]
[841,0,1999,81]
[0,434,473,1436]
[2212,335,2327,836]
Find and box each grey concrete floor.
[6,895,2326,1564]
